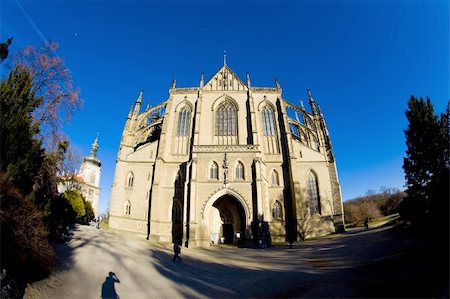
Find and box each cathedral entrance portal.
[209,194,246,246]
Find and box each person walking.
[173,242,182,263]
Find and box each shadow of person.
[101,271,120,299]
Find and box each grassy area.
[346,213,400,228]
[369,213,400,226]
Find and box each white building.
[58,135,101,217]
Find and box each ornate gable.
[203,65,248,91]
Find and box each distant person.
[173,242,182,263]
[364,218,369,230]
[101,272,120,299]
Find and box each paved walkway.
[24,224,445,298]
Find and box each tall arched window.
[209,162,219,180]
[124,200,131,215]
[262,107,276,136]
[271,170,279,186]
[235,162,244,180]
[272,200,282,219]
[308,171,321,215]
[215,100,237,136]
[126,172,134,187]
[177,107,191,136]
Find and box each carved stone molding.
[251,87,279,93]
[200,185,250,219]
[193,145,259,153]
[171,87,199,94]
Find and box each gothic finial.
[274,78,280,89]
[246,72,251,88]
[146,102,150,111]
[317,104,323,116]
[137,90,143,104]
[128,105,134,118]
[133,90,143,115]
[223,50,227,66]
[200,72,204,88]
[307,88,318,115]
[300,100,305,109]
[171,79,176,89]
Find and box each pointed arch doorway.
[209,194,246,246]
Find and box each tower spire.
[307,88,318,115]
[90,132,99,158]
[133,90,143,115]
[223,50,227,66]
[200,72,204,88]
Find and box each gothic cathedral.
[109,63,344,247]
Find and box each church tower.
[80,134,102,217]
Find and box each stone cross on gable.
[223,152,228,186]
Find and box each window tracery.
[235,162,244,180]
[271,170,280,186]
[308,171,321,215]
[126,172,134,187]
[124,200,131,215]
[210,162,219,180]
[215,100,237,136]
[272,201,282,219]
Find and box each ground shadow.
[149,226,447,298]
[100,271,120,299]
[149,247,322,298]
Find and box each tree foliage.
[401,96,449,227]
[0,42,82,292]
[83,197,95,222]
[0,66,44,195]
[63,189,86,222]
[0,173,54,293]
[12,41,82,149]
[344,188,405,225]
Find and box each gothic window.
[215,100,237,136]
[126,172,134,188]
[308,171,321,215]
[124,200,131,216]
[177,107,191,136]
[209,162,219,180]
[272,200,282,219]
[271,170,280,186]
[262,107,276,136]
[235,162,244,180]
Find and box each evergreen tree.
[63,189,86,222]
[0,66,44,195]
[402,96,449,225]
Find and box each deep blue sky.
[1,0,448,214]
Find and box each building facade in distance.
[109,63,344,247]
[58,135,101,217]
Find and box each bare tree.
[12,41,82,150]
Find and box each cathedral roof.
[203,64,248,91]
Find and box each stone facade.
[109,63,344,247]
